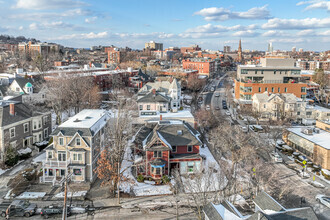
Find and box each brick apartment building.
[182,58,215,77]
[106,47,126,64]
[235,58,307,103]
[181,45,201,54]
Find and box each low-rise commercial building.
[182,58,215,77]
[284,120,330,170]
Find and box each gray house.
[0,100,51,161]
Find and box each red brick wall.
[172,145,200,154]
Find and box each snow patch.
[54,191,87,198]
[16,192,46,199]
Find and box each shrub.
[316,172,320,176]
[137,174,144,183]
[19,152,31,160]
[179,106,184,110]
[148,177,153,181]
[5,146,19,167]
[161,175,170,184]
[321,170,330,180]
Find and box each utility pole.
[62,178,67,220]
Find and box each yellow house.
[42,109,110,184]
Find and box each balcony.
[43,159,71,168]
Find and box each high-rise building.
[223,45,231,53]
[237,39,243,62]
[299,48,303,53]
[268,42,273,53]
[145,41,163,51]
[292,47,296,53]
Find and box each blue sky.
[0,0,329,51]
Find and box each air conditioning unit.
[314,128,320,134]
[301,128,313,135]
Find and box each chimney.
[9,103,15,116]
[169,77,173,83]
[160,114,162,121]
[152,89,156,95]
[194,121,198,129]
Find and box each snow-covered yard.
[16,192,46,199]
[32,151,46,164]
[55,191,87,198]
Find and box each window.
[60,169,65,176]
[156,168,161,175]
[173,103,177,107]
[33,121,37,130]
[43,116,48,125]
[278,88,280,92]
[49,169,54,176]
[73,153,82,161]
[9,128,15,138]
[172,146,177,153]
[59,137,64,146]
[47,151,53,159]
[284,87,287,92]
[139,105,143,110]
[73,168,82,176]
[258,87,261,92]
[301,87,306,93]
[301,95,306,100]
[23,123,29,133]
[188,162,194,173]
[261,70,264,74]
[271,87,274,93]
[154,151,162,158]
[297,112,300,116]
[241,69,248,74]
[38,120,41,128]
[188,145,193,152]
[264,104,266,108]
[265,87,268,92]
[58,151,66,161]
[147,105,150,110]
[255,70,257,74]
[274,70,276,74]
[76,138,81,146]
[16,87,20,92]
[44,128,48,138]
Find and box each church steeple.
[237,39,243,62]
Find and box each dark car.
[6,200,37,218]
[223,104,227,109]
[40,206,71,219]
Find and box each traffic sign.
[303,160,307,165]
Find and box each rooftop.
[59,109,108,129]
[287,127,330,150]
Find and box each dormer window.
[177,130,182,135]
[76,138,81,146]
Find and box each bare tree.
[96,102,133,204]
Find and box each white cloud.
[18,26,23,30]
[14,0,86,10]
[185,23,255,34]
[53,31,108,40]
[29,21,83,30]
[195,5,270,21]
[262,30,289,37]
[85,16,97,24]
[9,9,92,21]
[232,30,259,37]
[297,1,330,12]
[262,17,330,29]
[269,38,306,43]
[296,29,315,36]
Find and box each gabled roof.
[248,207,318,220]
[137,92,170,103]
[136,121,202,149]
[253,191,285,212]
[0,101,37,127]
[13,78,34,89]
[203,202,242,220]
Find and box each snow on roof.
[59,109,110,135]
[287,127,330,150]
[139,110,194,118]
[212,203,242,220]
[157,131,172,150]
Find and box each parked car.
[225,110,231,116]
[210,87,215,92]
[206,105,211,111]
[273,154,283,163]
[215,93,220,97]
[6,200,37,218]
[40,206,71,219]
[316,195,330,208]
[216,106,220,110]
[222,104,227,109]
[240,126,248,133]
[0,201,12,217]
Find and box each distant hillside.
[0,35,40,44]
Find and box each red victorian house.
[133,121,203,180]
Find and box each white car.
[206,105,211,111]
[274,155,283,163]
[215,93,220,97]
[316,195,330,208]
[240,126,248,133]
[225,110,231,116]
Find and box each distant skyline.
[0,0,329,51]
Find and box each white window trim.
[76,138,81,146]
[59,137,64,146]
[44,128,48,138]
[10,127,15,138]
[23,123,29,133]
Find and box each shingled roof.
[248,207,318,220]
[137,92,170,103]
[253,191,285,212]
[0,101,36,127]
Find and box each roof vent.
[301,128,313,135]
[74,118,81,122]
[85,116,92,119]
[177,130,183,135]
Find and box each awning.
[150,158,166,168]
